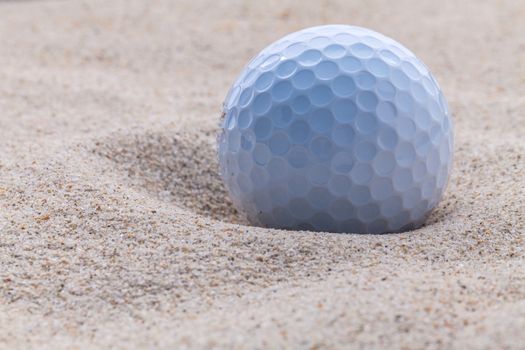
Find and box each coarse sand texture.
[0,0,524,349]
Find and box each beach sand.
[1,0,524,348]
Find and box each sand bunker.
[1,0,524,348]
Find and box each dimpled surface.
[218,25,453,234]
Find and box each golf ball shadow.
[97,129,247,224]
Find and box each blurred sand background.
[0,0,524,348]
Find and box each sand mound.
[95,128,243,223]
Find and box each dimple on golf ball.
[218,25,453,234]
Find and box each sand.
[0,0,524,348]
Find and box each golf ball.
[218,25,453,234]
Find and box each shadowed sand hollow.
[95,128,246,224]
